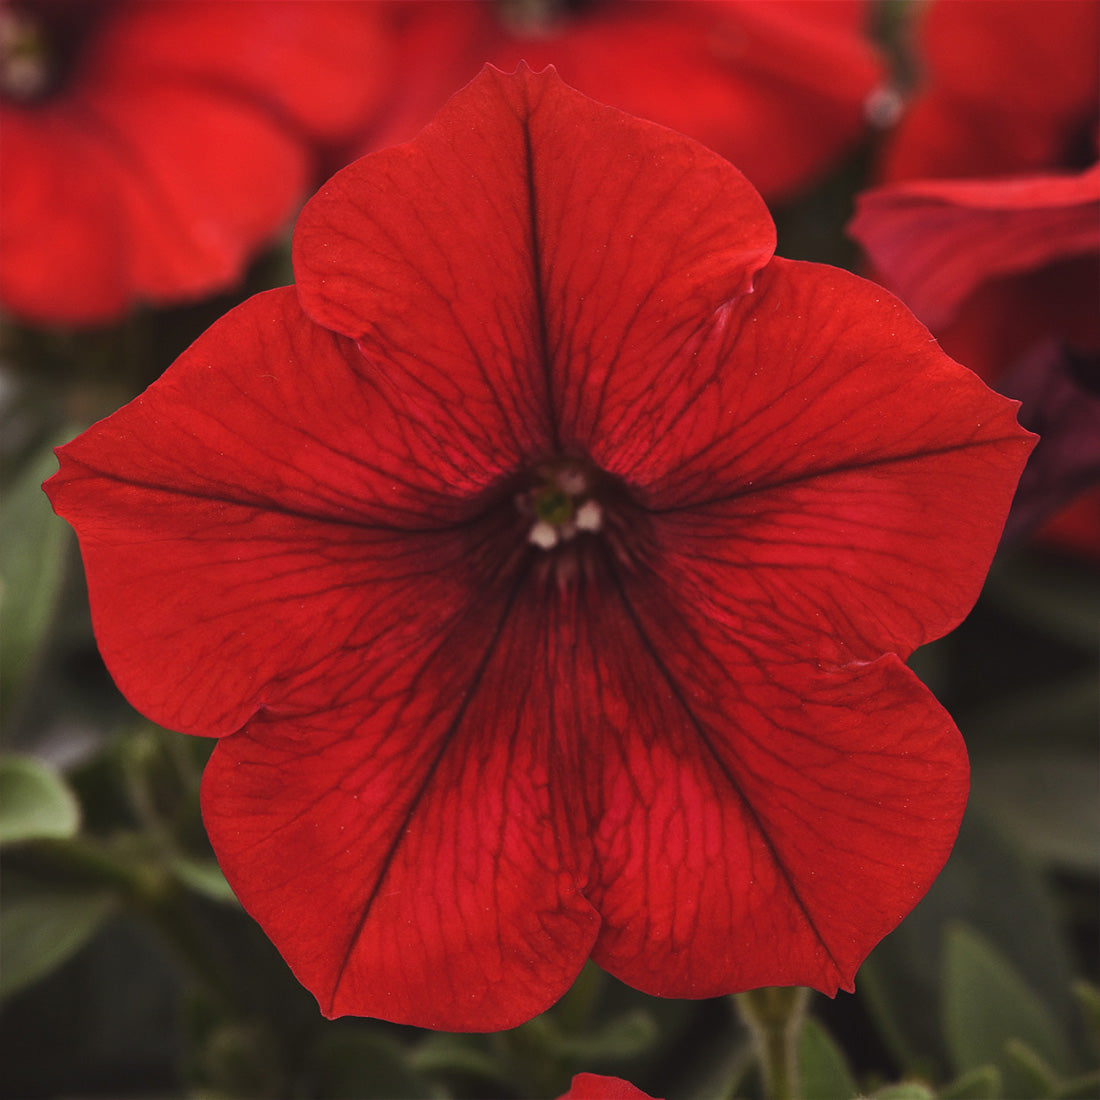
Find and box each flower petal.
[96,0,390,142]
[201,578,602,1030]
[294,64,775,464]
[560,1073,659,1100]
[849,167,1100,329]
[584,571,968,997]
[46,288,515,735]
[608,259,1034,662]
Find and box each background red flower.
[878,0,1099,181]
[0,0,388,325]
[358,0,884,202]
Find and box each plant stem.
[734,985,810,1100]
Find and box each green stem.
[734,986,810,1100]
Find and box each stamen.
[0,9,50,100]
[528,521,559,550]
[574,499,602,532]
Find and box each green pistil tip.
[534,488,574,526]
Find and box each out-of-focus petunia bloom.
[879,0,1099,182]
[46,67,1034,1031]
[0,0,388,326]
[558,1073,659,1100]
[359,0,885,202]
[850,167,1100,548]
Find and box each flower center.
[517,461,603,551]
[0,6,50,100]
[496,0,593,36]
[0,1,102,104]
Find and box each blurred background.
[1,2,1097,1097]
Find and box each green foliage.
[1,869,116,1000]
[0,753,81,844]
[0,438,69,714]
[943,924,1073,1097]
[799,1016,859,1100]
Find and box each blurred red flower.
[858,0,1100,552]
[360,0,884,202]
[47,67,1033,1031]
[0,0,387,325]
[879,0,1099,182]
[849,167,1100,545]
[559,1074,658,1100]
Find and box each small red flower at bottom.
[559,1074,659,1100]
[46,67,1034,1031]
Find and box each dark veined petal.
[46,287,518,736]
[583,566,967,996]
[596,259,1035,663]
[294,64,775,465]
[201,578,602,1030]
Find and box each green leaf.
[1056,1070,1100,1099]
[871,1084,935,1100]
[1003,1039,1060,1097]
[410,1034,510,1085]
[170,856,237,904]
[1,871,115,999]
[799,1016,858,1100]
[943,923,1072,1096]
[985,554,1100,651]
[939,1065,1002,1099]
[0,441,69,707]
[0,754,81,844]
[970,749,1100,871]
[859,813,1076,1074]
[1071,981,1100,1053]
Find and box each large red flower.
[0,0,387,325]
[46,67,1034,1031]
[359,0,884,202]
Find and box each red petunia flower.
[0,0,388,325]
[849,167,1100,548]
[559,1073,659,1100]
[879,0,1099,182]
[360,0,884,202]
[46,67,1034,1031]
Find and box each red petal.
[849,167,1100,330]
[560,1073,659,1100]
[95,0,390,142]
[294,64,775,464]
[46,288,515,735]
[595,259,1034,661]
[202,579,603,1030]
[585,572,968,996]
[0,108,130,323]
